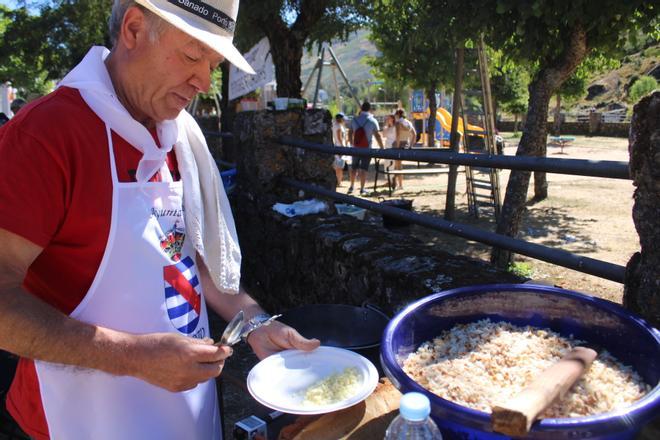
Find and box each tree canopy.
[0,0,111,96]
[235,0,366,97]
[368,0,658,265]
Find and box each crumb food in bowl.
[380,284,660,439]
[403,319,650,418]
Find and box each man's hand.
[247,321,320,360]
[129,333,233,392]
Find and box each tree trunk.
[491,24,588,268]
[267,30,304,98]
[445,45,465,220]
[426,84,437,147]
[554,94,562,135]
[513,114,519,134]
[623,91,660,328]
[533,162,548,201]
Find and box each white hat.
[135,0,255,74]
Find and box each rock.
[586,84,607,100]
[647,64,660,81]
[624,91,660,328]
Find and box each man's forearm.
[0,286,137,376]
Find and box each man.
[393,109,418,191]
[347,101,384,195]
[0,1,318,439]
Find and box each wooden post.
[312,47,326,109]
[477,36,501,217]
[445,45,465,221]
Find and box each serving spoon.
[216,311,282,347]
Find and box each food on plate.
[302,367,362,406]
[403,319,650,418]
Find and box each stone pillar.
[229,109,335,301]
[624,91,660,328]
[231,109,334,201]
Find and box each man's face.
[129,24,223,123]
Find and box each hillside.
[579,44,660,111]
[300,29,379,99]
[297,29,659,113]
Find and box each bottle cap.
[399,392,431,421]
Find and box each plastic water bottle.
[385,392,442,439]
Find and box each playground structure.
[415,106,487,146]
[302,44,361,110]
[404,40,502,220]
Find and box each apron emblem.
[159,221,186,261]
[163,256,201,334]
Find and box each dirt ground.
[342,133,636,304]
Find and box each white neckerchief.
[59,46,175,183]
[58,46,241,294]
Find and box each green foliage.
[483,0,658,64]
[508,261,534,278]
[366,1,455,92]
[558,53,620,105]
[0,0,112,96]
[628,75,659,103]
[198,69,223,100]
[488,49,530,116]
[326,100,340,117]
[235,0,366,52]
[643,46,660,58]
[235,1,367,96]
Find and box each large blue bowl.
[381,284,660,439]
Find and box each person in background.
[10,98,26,117]
[347,101,384,196]
[380,113,396,175]
[393,109,417,191]
[332,112,348,187]
[0,1,319,439]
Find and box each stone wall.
[230,109,522,315]
[497,121,630,137]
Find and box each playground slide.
[436,107,485,136]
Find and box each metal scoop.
[217,310,245,347]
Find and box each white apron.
[34,125,221,440]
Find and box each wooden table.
[548,136,575,154]
[278,379,402,440]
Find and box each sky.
[0,1,45,11]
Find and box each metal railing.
[278,136,631,180]
[275,136,631,284]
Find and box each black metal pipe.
[277,136,631,180]
[280,178,626,283]
[203,130,234,139]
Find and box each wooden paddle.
[491,346,597,437]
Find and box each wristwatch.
[241,313,281,343]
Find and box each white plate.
[246,346,379,415]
